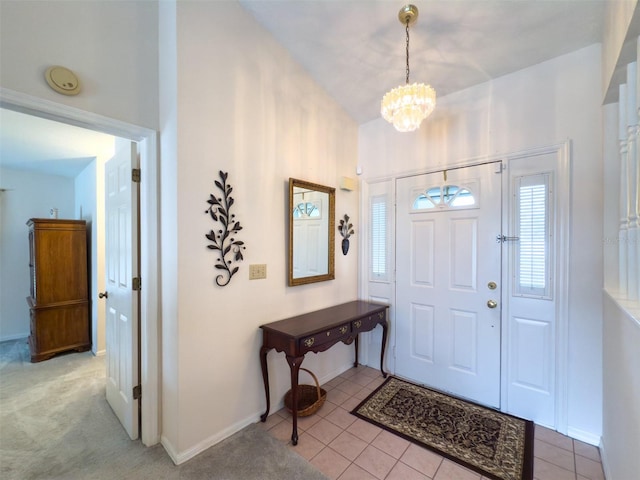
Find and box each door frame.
[1,87,160,446]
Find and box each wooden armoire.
[27,218,91,362]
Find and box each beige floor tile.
[534,457,576,480]
[354,444,397,479]
[353,386,375,400]
[310,446,351,480]
[399,444,443,478]
[306,417,343,445]
[335,379,365,396]
[328,431,369,461]
[289,431,325,460]
[573,440,601,462]
[295,411,322,430]
[535,425,574,452]
[346,418,382,443]
[370,429,411,459]
[337,463,379,480]
[268,419,295,443]
[316,400,339,418]
[340,395,362,412]
[327,388,351,405]
[361,366,382,377]
[257,413,284,430]
[534,438,575,471]
[324,376,347,389]
[339,368,357,379]
[350,371,377,386]
[325,406,358,429]
[386,460,432,480]
[575,454,605,480]
[433,459,481,480]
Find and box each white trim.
[499,141,571,433]
[567,426,601,447]
[600,437,614,480]
[0,87,160,446]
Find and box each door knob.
[98,291,109,299]
[487,299,497,309]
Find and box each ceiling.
[0,0,607,178]
[239,0,607,124]
[0,108,116,178]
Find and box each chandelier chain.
[405,20,410,84]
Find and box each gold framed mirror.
[288,178,335,286]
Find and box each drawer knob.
[354,320,362,329]
[378,312,384,320]
[340,326,348,334]
[304,337,315,347]
[326,331,331,336]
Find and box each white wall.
[159,1,359,461]
[75,160,103,354]
[0,0,159,130]
[359,45,603,440]
[602,295,640,480]
[601,4,640,479]
[0,167,75,341]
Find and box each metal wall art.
[205,171,245,286]
[338,214,355,255]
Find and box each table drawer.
[352,310,386,333]
[300,323,350,352]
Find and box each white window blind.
[370,194,387,280]
[514,174,552,298]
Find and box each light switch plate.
[249,264,267,280]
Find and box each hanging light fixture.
[381,4,436,132]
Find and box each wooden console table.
[259,300,388,445]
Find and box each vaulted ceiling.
[0,1,606,177]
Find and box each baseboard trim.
[0,334,29,343]
[599,437,614,480]
[567,426,601,446]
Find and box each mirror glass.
[289,178,335,286]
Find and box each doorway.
[0,89,160,446]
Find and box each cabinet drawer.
[300,323,350,352]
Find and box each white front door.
[395,162,502,408]
[105,140,139,440]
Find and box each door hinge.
[132,277,141,291]
[133,385,141,400]
[132,168,141,183]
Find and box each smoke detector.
[45,66,81,96]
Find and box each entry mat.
[351,376,534,480]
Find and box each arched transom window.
[412,183,477,211]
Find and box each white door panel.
[396,162,502,408]
[105,141,139,440]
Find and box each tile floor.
[260,366,606,480]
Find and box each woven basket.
[284,368,327,417]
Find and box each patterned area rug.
[351,377,534,480]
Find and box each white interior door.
[395,162,502,408]
[105,140,139,440]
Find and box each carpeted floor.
[0,338,328,480]
[352,376,534,480]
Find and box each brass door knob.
[487,299,498,309]
[98,291,109,299]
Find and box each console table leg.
[380,319,389,378]
[286,354,304,445]
[354,334,359,368]
[260,346,271,422]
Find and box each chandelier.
[381,4,436,132]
